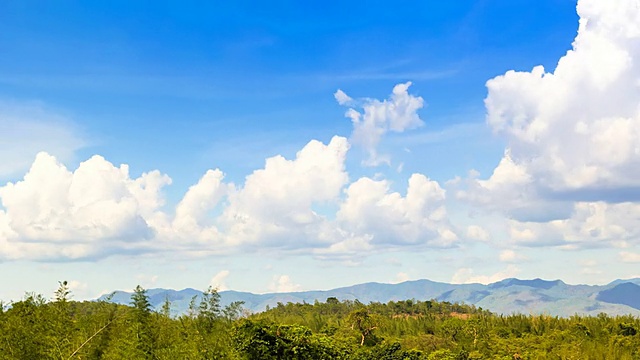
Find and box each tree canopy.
[1,283,640,359]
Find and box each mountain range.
[98,278,640,318]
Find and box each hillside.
[99,277,640,317]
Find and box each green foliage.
[199,286,222,322]
[3,285,640,359]
[54,280,71,303]
[224,301,246,321]
[160,295,172,318]
[232,319,347,359]
[347,308,382,346]
[129,285,155,359]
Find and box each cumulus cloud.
[210,270,230,291]
[337,173,457,248]
[174,170,228,230]
[219,136,350,248]
[0,152,171,260]
[269,275,302,293]
[505,201,640,249]
[455,0,640,249]
[0,101,86,178]
[0,114,455,261]
[0,136,356,260]
[164,169,228,247]
[451,265,520,285]
[336,82,424,166]
[478,0,640,201]
[0,137,349,259]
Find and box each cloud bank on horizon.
[1,0,640,286]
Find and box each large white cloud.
[457,0,640,249]
[161,169,229,248]
[219,136,350,248]
[337,173,457,248]
[0,138,456,260]
[335,82,424,166]
[0,152,171,260]
[479,0,640,202]
[0,84,456,261]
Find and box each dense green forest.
[2,282,640,359]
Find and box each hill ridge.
[99,277,640,317]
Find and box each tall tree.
[130,285,154,359]
[347,308,380,346]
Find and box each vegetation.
[2,283,640,359]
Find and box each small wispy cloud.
[335,82,425,166]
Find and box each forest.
[1,282,640,359]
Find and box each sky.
[1,0,640,301]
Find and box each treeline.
[1,282,640,359]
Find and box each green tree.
[160,295,172,318]
[224,301,246,321]
[129,285,155,359]
[347,308,380,346]
[199,286,221,323]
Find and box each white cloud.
[480,0,640,200]
[337,173,457,248]
[0,136,356,260]
[269,275,302,293]
[210,270,230,291]
[0,152,171,260]
[174,170,228,230]
[456,0,640,249]
[505,202,640,249]
[163,169,228,247]
[451,265,520,285]
[219,136,350,248]
[0,127,456,261]
[0,137,354,260]
[333,89,353,105]
[336,82,424,166]
[0,100,86,178]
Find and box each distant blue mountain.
[596,282,640,310]
[489,278,564,290]
[98,278,640,318]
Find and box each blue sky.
[2,0,640,301]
